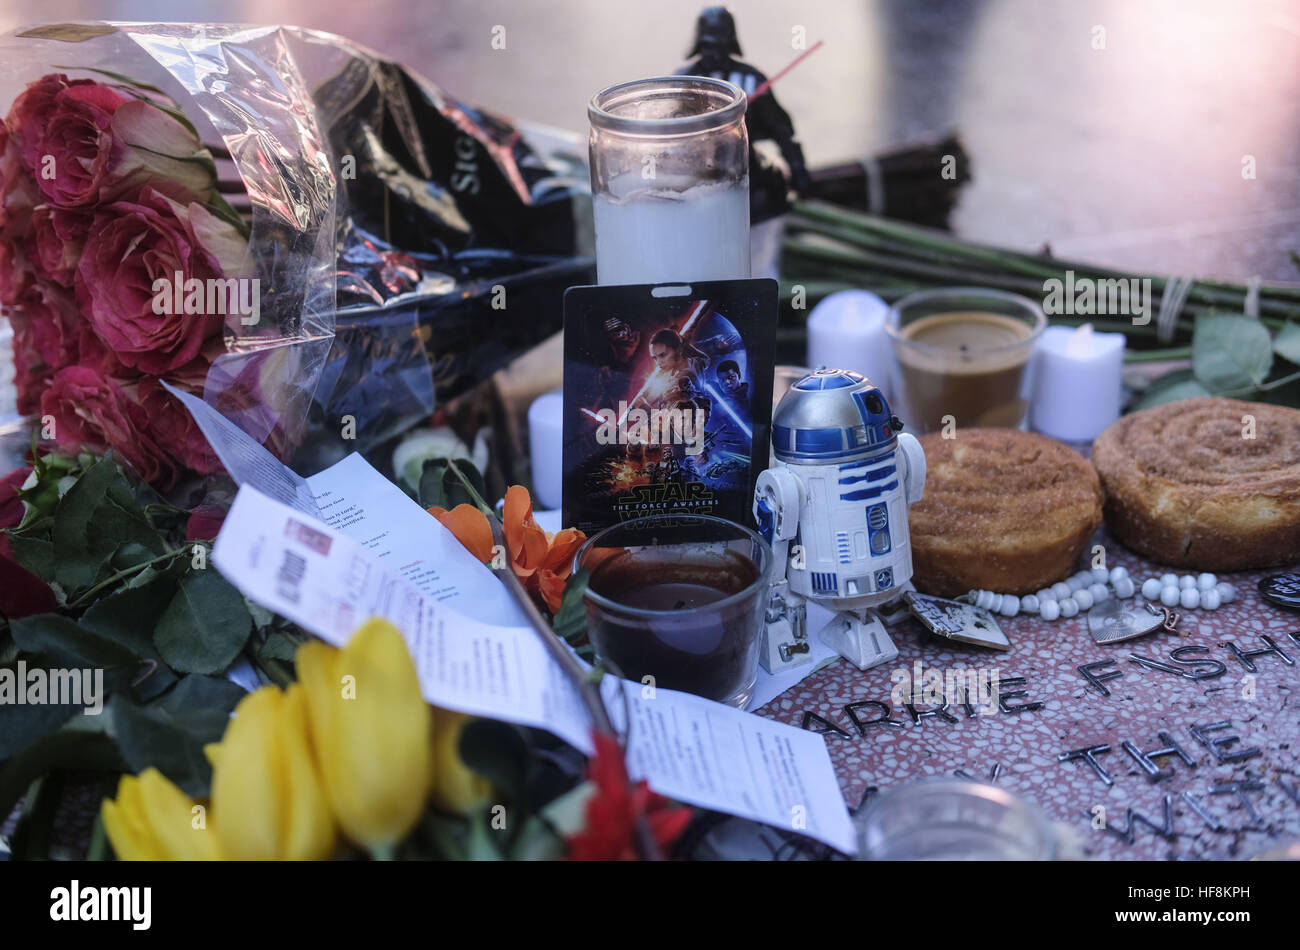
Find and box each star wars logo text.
[594,402,707,456]
[614,482,716,519]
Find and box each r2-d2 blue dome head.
[771,369,900,465]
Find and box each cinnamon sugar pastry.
[909,429,1104,597]
[1092,397,1300,570]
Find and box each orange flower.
[428,486,584,614]
[427,503,494,564]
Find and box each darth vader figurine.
[678,6,812,224]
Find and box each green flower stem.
[253,655,294,689]
[443,458,497,518]
[785,201,1300,327]
[86,811,109,861]
[1219,369,1300,398]
[438,462,662,861]
[1124,346,1194,364]
[65,549,180,610]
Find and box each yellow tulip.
[430,709,493,817]
[297,619,433,855]
[208,684,337,860]
[101,768,221,861]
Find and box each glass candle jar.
[886,287,1046,434]
[588,76,750,285]
[575,513,772,708]
[855,777,1060,860]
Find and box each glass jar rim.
[885,286,1047,357]
[855,776,1059,860]
[575,513,773,618]
[588,76,747,137]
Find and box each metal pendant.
[903,591,1011,651]
[1087,599,1178,645]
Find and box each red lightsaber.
[749,40,824,100]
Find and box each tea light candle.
[1030,323,1125,442]
[528,389,564,510]
[807,290,894,400]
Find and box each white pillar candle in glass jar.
[588,76,750,285]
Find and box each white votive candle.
[807,290,895,401]
[1030,323,1125,442]
[528,389,564,511]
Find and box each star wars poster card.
[561,279,777,536]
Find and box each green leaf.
[52,456,165,592]
[418,458,491,513]
[0,718,121,832]
[110,675,243,798]
[246,599,276,631]
[20,24,118,42]
[1192,313,1274,393]
[470,816,504,862]
[551,568,590,643]
[19,450,77,520]
[459,719,530,799]
[153,570,252,674]
[1274,322,1300,365]
[80,578,182,700]
[10,614,141,670]
[48,63,171,97]
[1134,369,1213,410]
[0,683,85,759]
[154,673,245,717]
[9,773,60,859]
[257,631,298,663]
[206,191,251,239]
[6,534,55,582]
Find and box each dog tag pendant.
[1087,600,1176,645]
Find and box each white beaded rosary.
[963,567,1238,621]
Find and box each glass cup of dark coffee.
[575,514,773,709]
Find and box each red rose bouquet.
[0,70,247,489]
[0,23,353,493]
[1,22,588,490]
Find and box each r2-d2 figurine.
[753,369,926,672]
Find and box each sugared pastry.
[909,428,1104,597]
[1092,397,1300,571]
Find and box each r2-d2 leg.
[817,607,899,671]
[759,580,813,674]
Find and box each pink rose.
[135,377,222,476]
[30,205,90,287]
[40,365,178,489]
[0,238,33,307]
[6,74,214,209]
[11,281,80,371]
[76,186,246,375]
[0,123,38,237]
[8,281,82,414]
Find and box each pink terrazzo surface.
[754,529,1300,860]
